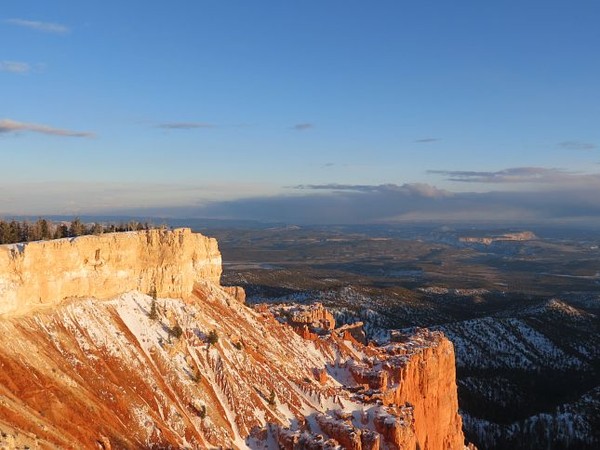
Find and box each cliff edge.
[0,228,221,316]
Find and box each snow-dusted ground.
[462,386,600,450]
[436,317,585,371]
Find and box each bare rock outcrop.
[289,302,336,330]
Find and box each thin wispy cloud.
[292,123,314,131]
[0,119,94,138]
[0,60,30,73]
[295,183,451,198]
[414,138,439,143]
[559,140,597,151]
[155,122,215,130]
[5,18,69,34]
[428,167,586,184]
[295,183,378,192]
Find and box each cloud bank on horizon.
[2,168,600,225]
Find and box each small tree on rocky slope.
[207,330,219,346]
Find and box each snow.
[437,317,585,370]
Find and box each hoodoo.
[0,230,472,449]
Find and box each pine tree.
[91,223,104,235]
[37,218,50,240]
[54,224,69,239]
[69,217,86,237]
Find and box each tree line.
[0,218,160,245]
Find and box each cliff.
[0,228,221,316]
[0,230,471,449]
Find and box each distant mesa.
[458,231,537,246]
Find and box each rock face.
[399,338,465,449]
[0,230,471,449]
[0,228,221,316]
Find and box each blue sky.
[1,1,599,223]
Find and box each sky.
[1,1,599,224]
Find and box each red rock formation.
[347,330,466,450]
[382,336,465,450]
[0,231,472,449]
[289,302,336,330]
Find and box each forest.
[0,218,156,245]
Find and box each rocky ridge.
[0,230,471,449]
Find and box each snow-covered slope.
[438,316,586,371]
[0,283,328,449]
[0,285,472,449]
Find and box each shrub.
[207,330,219,345]
[149,297,158,320]
[191,369,201,383]
[268,389,276,406]
[170,324,183,339]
